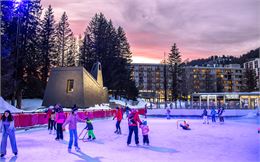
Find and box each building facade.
[133,63,245,101]
[133,63,171,102]
[243,58,260,88]
[183,64,244,93]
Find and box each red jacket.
[114,109,123,121]
[47,109,52,119]
[128,111,141,126]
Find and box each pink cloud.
[41,0,260,63]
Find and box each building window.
[67,79,74,93]
[255,61,258,68]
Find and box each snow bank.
[0,97,22,113]
[21,98,43,110]
[109,98,148,109]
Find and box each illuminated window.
[67,79,74,93]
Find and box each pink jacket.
[63,114,84,130]
[55,112,66,124]
[140,125,149,135]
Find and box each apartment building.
[243,58,260,88]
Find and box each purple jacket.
[63,113,84,130]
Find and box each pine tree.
[4,0,43,107]
[81,13,138,100]
[168,43,182,108]
[79,33,94,71]
[56,12,73,67]
[1,0,16,99]
[67,34,77,67]
[39,5,56,88]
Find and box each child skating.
[85,118,96,141]
[139,120,150,145]
[113,107,123,134]
[49,109,56,134]
[180,120,191,130]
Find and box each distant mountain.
[186,48,260,66]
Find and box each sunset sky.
[41,0,260,63]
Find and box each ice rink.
[0,116,259,162]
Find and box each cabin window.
[67,79,74,93]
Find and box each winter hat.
[142,120,147,125]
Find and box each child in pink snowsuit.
[139,120,149,145]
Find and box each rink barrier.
[0,108,145,128]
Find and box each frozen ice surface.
[0,117,259,162]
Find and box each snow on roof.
[0,97,22,113]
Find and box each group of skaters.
[202,107,225,124]
[113,106,150,146]
[0,102,231,157]
[46,104,96,152]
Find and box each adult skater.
[210,107,217,123]
[55,106,66,140]
[63,107,85,152]
[113,107,123,134]
[202,108,209,124]
[46,106,53,130]
[127,110,142,146]
[166,108,171,120]
[0,110,18,157]
[218,107,225,123]
[144,104,148,118]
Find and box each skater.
[180,120,190,130]
[85,118,96,140]
[125,106,130,118]
[139,120,150,145]
[218,107,225,123]
[46,106,53,130]
[49,109,56,134]
[55,106,66,140]
[166,108,171,120]
[62,107,85,152]
[258,128,260,133]
[0,110,18,157]
[127,110,142,146]
[113,107,123,134]
[144,104,148,118]
[210,107,217,123]
[202,108,209,124]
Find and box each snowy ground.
[1,117,259,162]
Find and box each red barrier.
[88,111,94,120]
[77,112,86,119]
[13,115,20,127]
[31,114,38,126]
[4,109,139,128]
[19,114,32,127]
[37,113,48,125]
